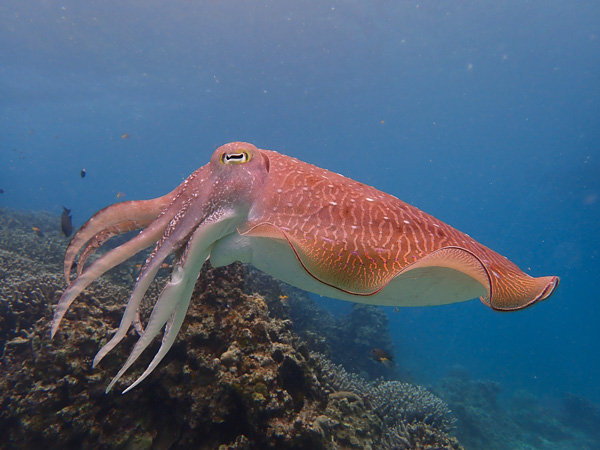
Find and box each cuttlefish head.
[52,142,270,392]
[207,141,271,206]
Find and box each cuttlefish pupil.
[51,141,559,393]
[221,150,251,164]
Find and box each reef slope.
[0,208,461,449]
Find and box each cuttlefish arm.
[99,147,265,392]
[52,142,268,392]
[64,192,175,282]
[51,214,169,338]
[52,168,210,337]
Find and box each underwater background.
[1,0,599,448]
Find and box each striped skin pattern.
[241,148,559,311]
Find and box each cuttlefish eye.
[220,150,252,164]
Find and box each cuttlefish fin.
[416,247,559,311]
[397,246,491,298]
[241,222,557,310]
[480,271,559,311]
[390,246,558,310]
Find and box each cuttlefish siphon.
[51,142,559,393]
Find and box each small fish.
[32,227,45,238]
[61,206,73,237]
[80,169,86,178]
[0,188,4,194]
[370,348,394,367]
[116,192,126,199]
[121,133,131,139]
[393,307,400,313]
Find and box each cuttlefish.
[52,142,559,393]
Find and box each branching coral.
[315,354,459,448]
[370,380,456,431]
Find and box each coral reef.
[0,208,68,271]
[0,208,462,449]
[288,295,400,382]
[317,356,459,448]
[369,381,456,432]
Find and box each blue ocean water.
[1,0,598,412]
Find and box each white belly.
[208,232,486,307]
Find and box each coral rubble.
[0,208,461,448]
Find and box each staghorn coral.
[381,421,463,450]
[315,390,384,449]
[370,381,456,432]
[0,208,463,449]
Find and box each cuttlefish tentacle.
[51,142,558,393]
[130,247,187,337]
[64,192,175,283]
[92,197,211,368]
[107,214,235,393]
[51,216,170,338]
